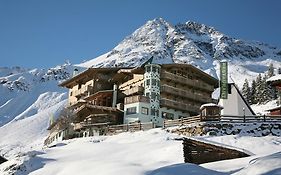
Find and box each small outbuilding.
[200,103,223,121]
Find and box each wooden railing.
[220,115,281,123]
[160,98,200,114]
[107,122,154,135]
[73,85,93,97]
[163,115,281,128]
[161,85,211,103]
[163,116,201,128]
[124,95,150,104]
[123,86,144,96]
[161,71,214,92]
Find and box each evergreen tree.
[262,74,274,103]
[267,63,275,77]
[242,79,251,104]
[251,79,257,104]
[255,74,263,104]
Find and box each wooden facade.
[160,64,218,115]
[183,138,249,164]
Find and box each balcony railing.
[160,85,212,103]
[124,95,150,105]
[73,85,93,98]
[160,98,200,114]
[161,71,213,92]
[123,86,144,96]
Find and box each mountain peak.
[78,18,281,79]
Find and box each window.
[157,80,160,87]
[78,84,82,89]
[162,112,174,119]
[141,107,149,115]
[146,92,150,97]
[151,92,156,100]
[126,107,137,115]
[152,66,156,73]
[152,79,156,85]
[70,91,73,96]
[151,109,159,116]
[146,79,150,86]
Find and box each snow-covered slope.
[2,129,281,175]
[0,63,73,157]
[78,18,281,87]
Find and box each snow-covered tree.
[242,79,251,104]
[255,74,263,104]
[262,75,274,103]
[267,63,274,77]
[251,79,257,104]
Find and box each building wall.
[219,84,254,116]
[124,102,151,124]
[119,74,144,90]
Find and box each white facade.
[219,83,255,116]
[144,64,161,124]
[124,102,190,126]
[124,102,151,124]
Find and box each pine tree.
[267,63,275,77]
[266,63,277,100]
[242,79,251,104]
[251,79,257,104]
[262,74,273,103]
[255,74,263,104]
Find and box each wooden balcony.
[124,95,150,105]
[73,85,93,98]
[161,71,214,92]
[160,98,200,114]
[160,85,212,103]
[123,86,144,96]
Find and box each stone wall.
[169,122,281,137]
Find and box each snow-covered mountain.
[0,63,74,159]
[78,18,281,87]
[1,17,281,162]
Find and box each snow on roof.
[267,74,281,82]
[266,105,281,112]
[200,103,223,110]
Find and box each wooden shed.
[200,103,223,121]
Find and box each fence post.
[139,122,142,131]
[163,120,166,129]
[181,117,184,125]
[243,114,246,123]
[263,114,266,122]
[127,124,129,132]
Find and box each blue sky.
[1,0,281,68]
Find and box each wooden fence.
[183,138,249,164]
[163,115,281,128]
[221,115,281,123]
[107,122,154,135]
[163,116,201,128]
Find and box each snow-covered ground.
[1,128,281,175]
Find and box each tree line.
[242,63,279,105]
